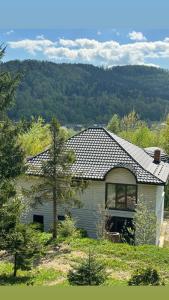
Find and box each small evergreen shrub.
[128,267,164,286]
[58,215,77,238]
[77,228,88,238]
[68,250,107,286]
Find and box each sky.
[1,1,169,68]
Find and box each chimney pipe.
[154,149,161,164]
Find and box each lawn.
[0,236,169,286]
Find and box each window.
[106,183,137,210]
[58,215,65,221]
[33,215,44,231]
[105,216,134,233]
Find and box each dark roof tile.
[26,128,169,184]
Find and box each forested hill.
[1,60,169,124]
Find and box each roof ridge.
[103,127,164,184]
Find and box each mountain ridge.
[1,60,169,124]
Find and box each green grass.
[68,237,169,284]
[1,236,169,286]
[0,263,64,286]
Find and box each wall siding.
[18,168,163,244]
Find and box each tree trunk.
[52,186,58,239]
[52,119,58,239]
[13,253,17,277]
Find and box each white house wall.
[155,185,164,244]
[18,168,163,243]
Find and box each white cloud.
[97,31,102,36]
[5,30,14,36]
[36,34,45,40]
[9,38,55,55]
[128,31,147,41]
[8,37,169,67]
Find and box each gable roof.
[26,127,169,185]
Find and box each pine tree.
[68,250,107,286]
[31,117,86,239]
[0,198,43,277]
[107,114,121,134]
[0,46,25,207]
[0,47,33,277]
[128,267,163,286]
[0,47,20,118]
[0,120,25,206]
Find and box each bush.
[77,228,88,238]
[58,216,77,238]
[128,267,164,286]
[68,250,107,286]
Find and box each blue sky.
[1,1,169,68]
[1,0,169,29]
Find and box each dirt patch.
[41,257,72,273]
[45,277,66,286]
[71,251,87,259]
[41,249,87,273]
[110,270,131,280]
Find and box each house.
[23,127,169,245]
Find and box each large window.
[106,183,137,211]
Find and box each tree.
[18,116,76,157]
[0,47,33,277]
[0,198,43,277]
[133,199,157,245]
[107,114,121,134]
[121,110,140,131]
[31,118,85,239]
[128,268,163,286]
[0,47,25,207]
[0,47,20,119]
[68,250,107,286]
[58,215,78,238]
[19,117,51,156]
[160,114,169,155]
[120,124,158,148]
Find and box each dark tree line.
[1,60,169,124]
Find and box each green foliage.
[1,237,169,286]
[0,198,43,277]
[68,250,107,286]
[18,116,76,156]
[58,216,78,238]
[120,125,158,147]
[0,48,20,117]
[0,120,25,182]
[0,263,63,286]
[19,117,51,156]
[1,61,169,123]
[77,228,88,238]
[30,117,85,239]
[0,48,25,207]
[121,110,140,131]
[107,111,161,148]
[164,184,169,209]
[160,114,169,154]
[133,199,157,245]
[107,114,121,134]
[128,267,163,286]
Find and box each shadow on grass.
[0,274,34,286]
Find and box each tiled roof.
[26,128,169,185]
[144,147,169,163]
